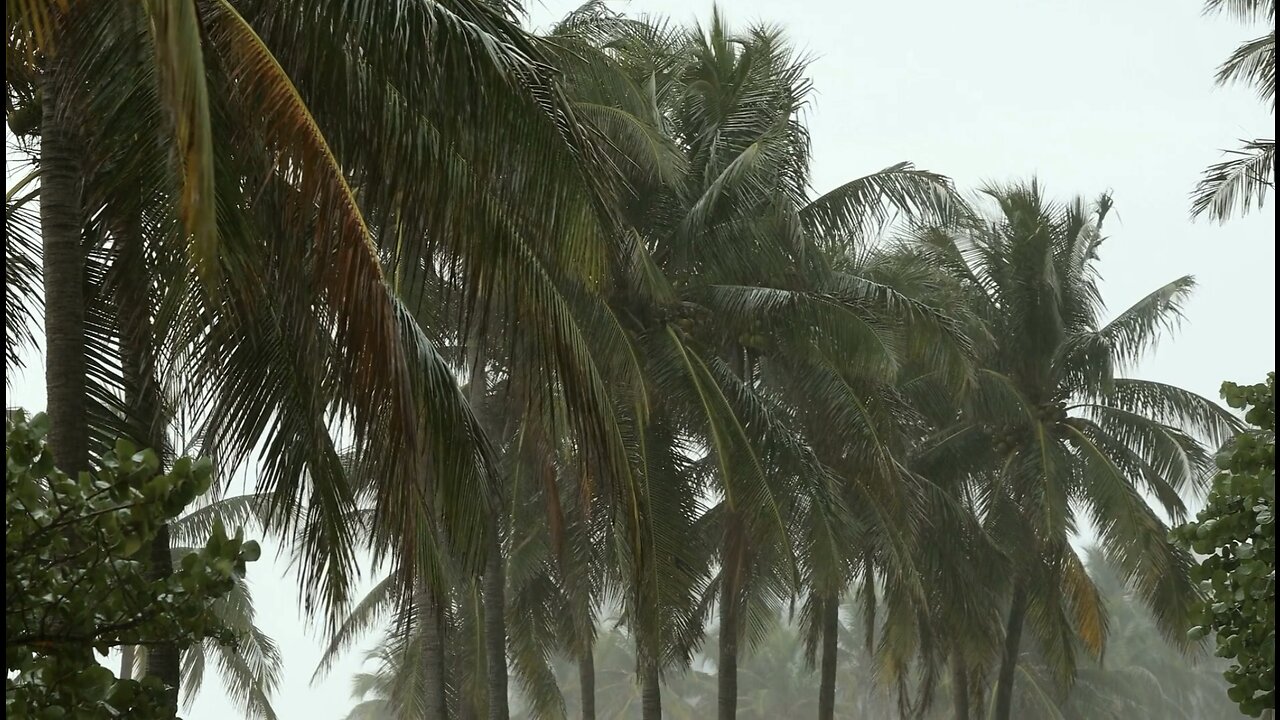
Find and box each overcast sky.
[6,1,1274,717]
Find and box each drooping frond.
[1190,139,1275,222]
[311,574,399,684]
[144,0,217,282]
[1215,32,1276,108]
[1203,0,1276,22]
[4,173,42,374]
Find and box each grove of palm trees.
[5,1,1275,720]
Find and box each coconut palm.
[904,182,1242,720]
[7,0,641,710]
[541,9,962,718]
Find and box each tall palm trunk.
[640,654,661,720]
[145,523,180,705]
[951,655,970,720]
[817,593,840,720]
[418,580,449,720]
[483,524,508,720]
[119,645,136,681]
[992,583,1028,720]
[719,351,751,720]
[578,643,596,720]
[113,214,181,710]
[39,61,88,475]
[718,518,743,720]
[468,340,509,720]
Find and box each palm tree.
[905,182,1242,720]
[8,0,638,709]
[543,9,961,718]
[1190,0,1275,222]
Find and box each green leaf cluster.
[5,411,262,719]
[1174,373,1276,717]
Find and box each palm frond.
[801,162,958,242]
[1189,139,1275,222]
[1203,0,1275,24]
[1215,31,1276,107]
[1094,378,1243,449]
[143,0,217,282]
[4,177,42,374]
[312,574,399,684]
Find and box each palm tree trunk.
[483,523,509,720]
[418,581,449,720]
[718,531,741,720]
[469,334,509,720]
[145,522,181,705]
[717,348,754,720]
[992,583,1028,720]
[39,60,89,475]
[817,594,840,720]
[113,214,181,712]
[579,643,596,720]
[120,645,136,681]
[640,655,661,720]
[952,656,970,720]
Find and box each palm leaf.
[1189,139,1275,222]
[143,0,216,282]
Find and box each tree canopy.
[3,1,1272,719]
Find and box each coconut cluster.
[989,400,1073,454]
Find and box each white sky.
[5,1,1274,717]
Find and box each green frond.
[1190,139,1275,222]
[4,178,42,374]
[801,162,959,243]
[1096,378,1243,448]
[1063,423,1199,648]
[1203,0,1275,22]
[312,574,399,684]
[1097,276,1193,365]
[143,0,216,284]
[1215,32,1276,108]
[574,101,687,187]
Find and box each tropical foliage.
[1190,0,1275,222]
[4,1,1269,719]
[1175,374,1277,717]
[341,550,1251,720]
[4,411,261,719]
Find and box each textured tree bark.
[469,340,509,720]
[993,583,1028,720]
[483,523,509,720]
[112,209,181,712]
[418,581,449,720]
[640,654,662,720]
[145,522,181,707]
[119,645,136,681]
[718,521,742,720]
[39,60,89,475]
[952,656,971,720]
[578,643,596,720]
[817,594,840,720]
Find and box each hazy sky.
[6,1,1274,717]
